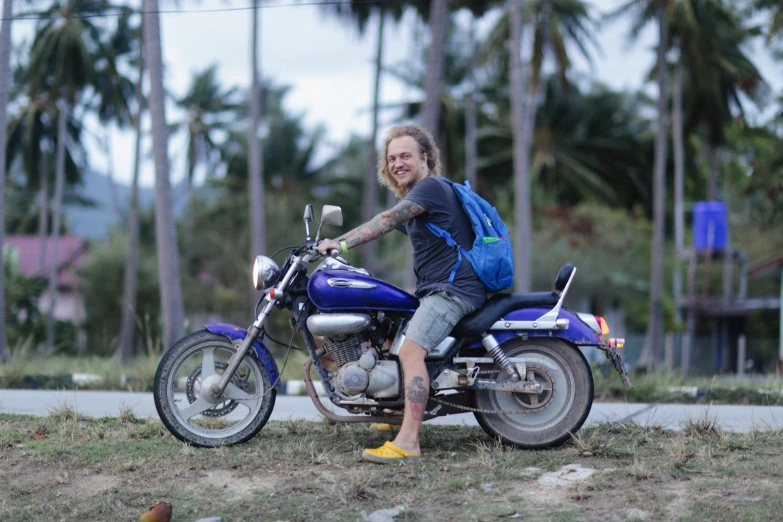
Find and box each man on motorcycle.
[317,123,486,463]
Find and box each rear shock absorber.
[481,334,520,381]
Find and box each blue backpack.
[425,179,514,293]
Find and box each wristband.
[340,240,348,253]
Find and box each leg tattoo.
[406,376,428,421]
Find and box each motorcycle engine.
[307,313,400,399]
[323,335,363,366]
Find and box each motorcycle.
[153,204,633,448]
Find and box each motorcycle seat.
[452,292,559,336]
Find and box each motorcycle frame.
[203,248,624,413]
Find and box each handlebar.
[302,245,341,261]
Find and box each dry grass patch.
[1,414,783,521]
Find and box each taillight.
[608,338,625,349]
[595,316,610,335]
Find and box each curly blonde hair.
[377,124,441,198]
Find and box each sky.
[7,0,783,189]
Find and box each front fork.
[208,308,269,398]
[209,254,310,399]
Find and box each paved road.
[2,389,782,431]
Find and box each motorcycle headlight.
[252,255,280,290]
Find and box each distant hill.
[64,170,188,240]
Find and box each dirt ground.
[1,410,782,522]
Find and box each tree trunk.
[639,0,669,369]
[38,155,48,273]
[465,17,477,188]
[116,34,145,364]
[45,101,68,354]
[102,127,123,222]
[361,11,385,273]
[705,128,720,201]
[0,0,13,362]
[673,54,686,365]
[419,0,449,139]
[144,0,185,349]
[248,0,266,281]
[510,0,532,293]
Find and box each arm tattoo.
[406,375,429,421]
[341,199,426,249]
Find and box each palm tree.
[90,5,134,221]
[0,0,13,362]
[755,0,782,48]
[248,0,265,292]
[420,0,450,137]
[5,93,83,266]
[609,0,671,368]
[73,4,139,360]
[144,0,185,349]
[416,0,495,133]
[110,11,144,364]
[754,0,782,118]
[488,0,598,291]
[678,1,765,200]
[509,0,532,292]
[322,1,405,273]
[27,0,108,352]
[177,65,237,193]
[672,0,765,374]
[116,55,144,364]
[478,77,654,211]
[186,82,325,303]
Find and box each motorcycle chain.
[429,364,556,415]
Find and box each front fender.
[204,323,281,390]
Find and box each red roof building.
[4,236,88,324]
[5,236,88,288]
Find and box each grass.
[3,352,783,405]
[593,364,783,405]
[2,412,783,521]
[0,350,311,392]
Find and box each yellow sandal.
[362,441,421,464]
[369,423,396,432]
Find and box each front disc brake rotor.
[185,361,250,418]
[509,364,555,413]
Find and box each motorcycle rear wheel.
[153,330,276,447]
[470,338,593,449]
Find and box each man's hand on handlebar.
[316,238,343,257]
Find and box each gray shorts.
[405,291,478,352]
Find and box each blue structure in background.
[693,201,728,253]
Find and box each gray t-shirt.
[403,176,487,309]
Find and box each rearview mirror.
[321,205,343,227]
[303,204,315,240]
[303,204,315,224]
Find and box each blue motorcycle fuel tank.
[308,270,418,313]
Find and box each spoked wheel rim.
[478,345,576,433]
[165,340,269,440]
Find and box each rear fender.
[475,308,604,348]
[204,323,281,389]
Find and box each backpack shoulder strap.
[423,222,463,284]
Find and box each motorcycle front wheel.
[153,330,276,447]
[470,338,593,449]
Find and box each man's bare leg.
[390,339,428,455]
